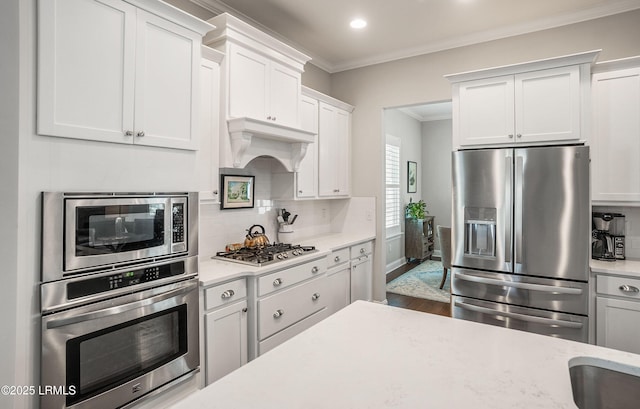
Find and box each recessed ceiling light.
[350,18,367,29]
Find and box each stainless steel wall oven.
[40,192,199,409]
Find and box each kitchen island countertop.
[169,300,640,409]
[198,232,376,287]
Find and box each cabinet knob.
[242,307,248,313]
[273,278,283,287]
[334,256,340,262]
[516,133,522,138]
[212,190,218,195]
[334,189,340,193]
[299,190,303,194]
[311,266,319,273]
[124,130,133,136]
[360,248,365,254]
[619,284,640,293]
[311,293,320,301]
[508,134,514,138]
[273,309,284,318]
[267,116,272,120]
[272,116,276,121]
[220,289,235,299]
[137,131,145,137]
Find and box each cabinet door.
[514,66,581,144]
[38,0,136,143]
[318,102,350,197]
[199,53,221,202]
[457,75,515,147]
[269,62,301,127]
[326,267,351,315]
[592,67,640,202]
[205,301,248,385]
[351,256,372,302]
[227,44,269,121]
[133,10,200,150]
[596,297,640,355]
[296,95,318,198]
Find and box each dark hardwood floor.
[385,260,451,317]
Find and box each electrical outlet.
[321,208,327,220]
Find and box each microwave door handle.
[455,272,583,295]
[454,299,583,329]
[46,281,196,329]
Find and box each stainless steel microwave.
[41,192,198,282]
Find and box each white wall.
[421,119,453,253]
[330,10,640,302]
[0,1,19,407]
[383,108,422,272]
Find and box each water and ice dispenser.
[464,207,497,258]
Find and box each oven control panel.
[67,261,185,300]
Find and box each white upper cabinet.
[296,95,319,198]
[447,50,599,149]
[227,44,300,127]
[204,13,314,171]
[591,58,640,204]
[318,101,351,197]
[38,0,213,150]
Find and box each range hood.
[225,117,316,172]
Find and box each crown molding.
[192,0,640,74]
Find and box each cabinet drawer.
[258,258,327,297]
[258,276,327,340]
[204,278,247,311]
[597,275,640,300]
[258,308,328,356]
[328,248,350,268]
[350,241,372,258]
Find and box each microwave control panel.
[172,202,185,245]
[67,261,186,300]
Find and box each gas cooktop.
[214,243,317,266]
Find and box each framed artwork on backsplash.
[220,174,255,209]
[407,161,417,193]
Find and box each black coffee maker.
[592,212,625,261]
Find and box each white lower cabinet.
[326,249,351,315]
[201,278,248,385]
[596,274,640,354]
[252,257,328,358]
[350,241,374,302]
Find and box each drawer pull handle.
[312,266,319,273]
[273,278,283,287]
[221,290,235,299]
[619,285,640,293]
[311,293,320,301]
[334,256,340,262]
[273,309,284,318]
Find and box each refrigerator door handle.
[454,299,584,329]
[455,272,583,295]
[504,155,513,264]
[514,155,524,265]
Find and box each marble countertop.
[169,301,640,409]
[591,258,640,277]
[198,232,376,287]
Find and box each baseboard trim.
[386,258,406,274]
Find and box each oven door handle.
[46,281,197,329]
[454,299,584,329]
[456,272,583,295]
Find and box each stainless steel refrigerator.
[451,145,590,342]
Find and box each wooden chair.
[437,225,452,289]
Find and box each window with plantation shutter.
[385,138,401,236]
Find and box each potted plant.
[406,199,428,220]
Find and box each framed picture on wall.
[407,161,417,193]
[220,174,255,209]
